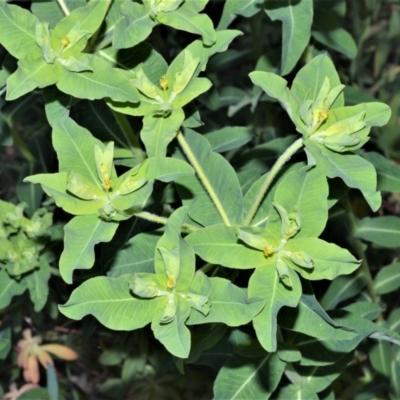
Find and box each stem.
[244,137,304,226]
[133,211,199,232]
[11,128,35,163]
[341,195,379,306]
[57,0,70,15]
[111,110,145,163]
[177,131,232,226]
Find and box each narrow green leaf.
[374,262,400,295]
[25,262,51,312]
[59,215,118,284]
[0,269,26,309]
[218,0,263,30]
[204,126,253,153]
[369,340,391,378]
[59,275,158,330]
[265,0,313,76]
[0,326,11,360]
[355,216,400,248]
[249,265,301,352]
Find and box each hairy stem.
[133,211,199,232]
[244,137,304,226]
[111,110,145,163]
[176,130,232,226]
[57,0,70,15]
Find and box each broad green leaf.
[186,224,276,269]
[276,384,319,400]
[291,54,343,109]
[249,265,301,352]
[24,173,107,215]
[59,215,118,283]
[113,1,155,49]
[355,216,400,248]
[320,270,368,310]
[273,166,328,238]
[374,262,400,295]
[172,77,212,108]
[107,232,160,278]
[363,151,400,192]
[369,340,391,378]
[140,109,185,157]
[187,274,264,326]
[146,157,194,182]
[158,8,216,46]
[6,57,60,101]
[151,298,191,358]
[59,275,159,330]
[391,347,400,398]
[175,128,243,226]
[204,126,253,153]
[25,262,51,312]
[265,0,313,76]
[312,10,357,59]
[0,1,41,59]
[305,141,381,211]
[0,269,26,309]
[217,0,263,29]
[284,237,360,280]
[213,352,286,400]
[57,55,139,103]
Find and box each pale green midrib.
[286,0,295,66]
[230,354,271,400]
[357,227,400,234]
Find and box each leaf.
[187,274,264,326]
[363,151,400,192]
[213,352,286,400]
[59,215,118,284]
[146,157,194,182]
[284,237,360,280]
[265,0,313,76]
[249,265,301,352]
[6,57,60,101]
[218,0,264,30]
[175,128,244,226]
[140,109,185,157]
[151,298,191,358]
[305,141,381,211]
[204,126,253,153]
[113,1,155,49]
[186,224,274,269]
[107,232,160,278]
[173,77,212,108]
[158,8,216,46]
[312,10,357,59]
[273,166,328,238]
[0,269,26,309]
[369,340,391,378]
[374,262,400,295]
[0,326,11,360]
[25,262,51,312]
[59,275,158,330]
[355,216,400,248]
[0,1,41,59]
[57,55,139,102]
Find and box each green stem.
[244,137,304,226]
[57,0,70,15]
[341,195,379,306]
[199,262,215,274]
[111,110,145,163]
[50,267,61,277]
[176,131,232,226]
[11,127,35,164]
[133,211,199,232]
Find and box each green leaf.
[273,166,328,238]
[173,77,212,108]
[374,262,400,295]
[204,126,253,153]
[284,237,360,280]
[0,1,41,59]
[249,265,301,352]
[141,109,185,157]
[312,10,357,59]
[213,352,286,400]
[6,57,60,101]
[363,151,400,192]
[0,326,11,360]
[276,384,319,400]
[0,269,26,309]
[25,262,51,312]
[158,8,216,46]
[146,157,194,182]
[305,141,381,211]
[187,274,264,326]
[59,215,118,284]
[57,55,139,102]
[151,298,191,358]
[186,224,276,269]
[59,275,158,330]
[265,0,313,76]
[175,128,244,226]
[369,340,391,378]
[355,216,400,248]
[113,1,155,49]
[218,0,263,29]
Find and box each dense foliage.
[1,0,400,399]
